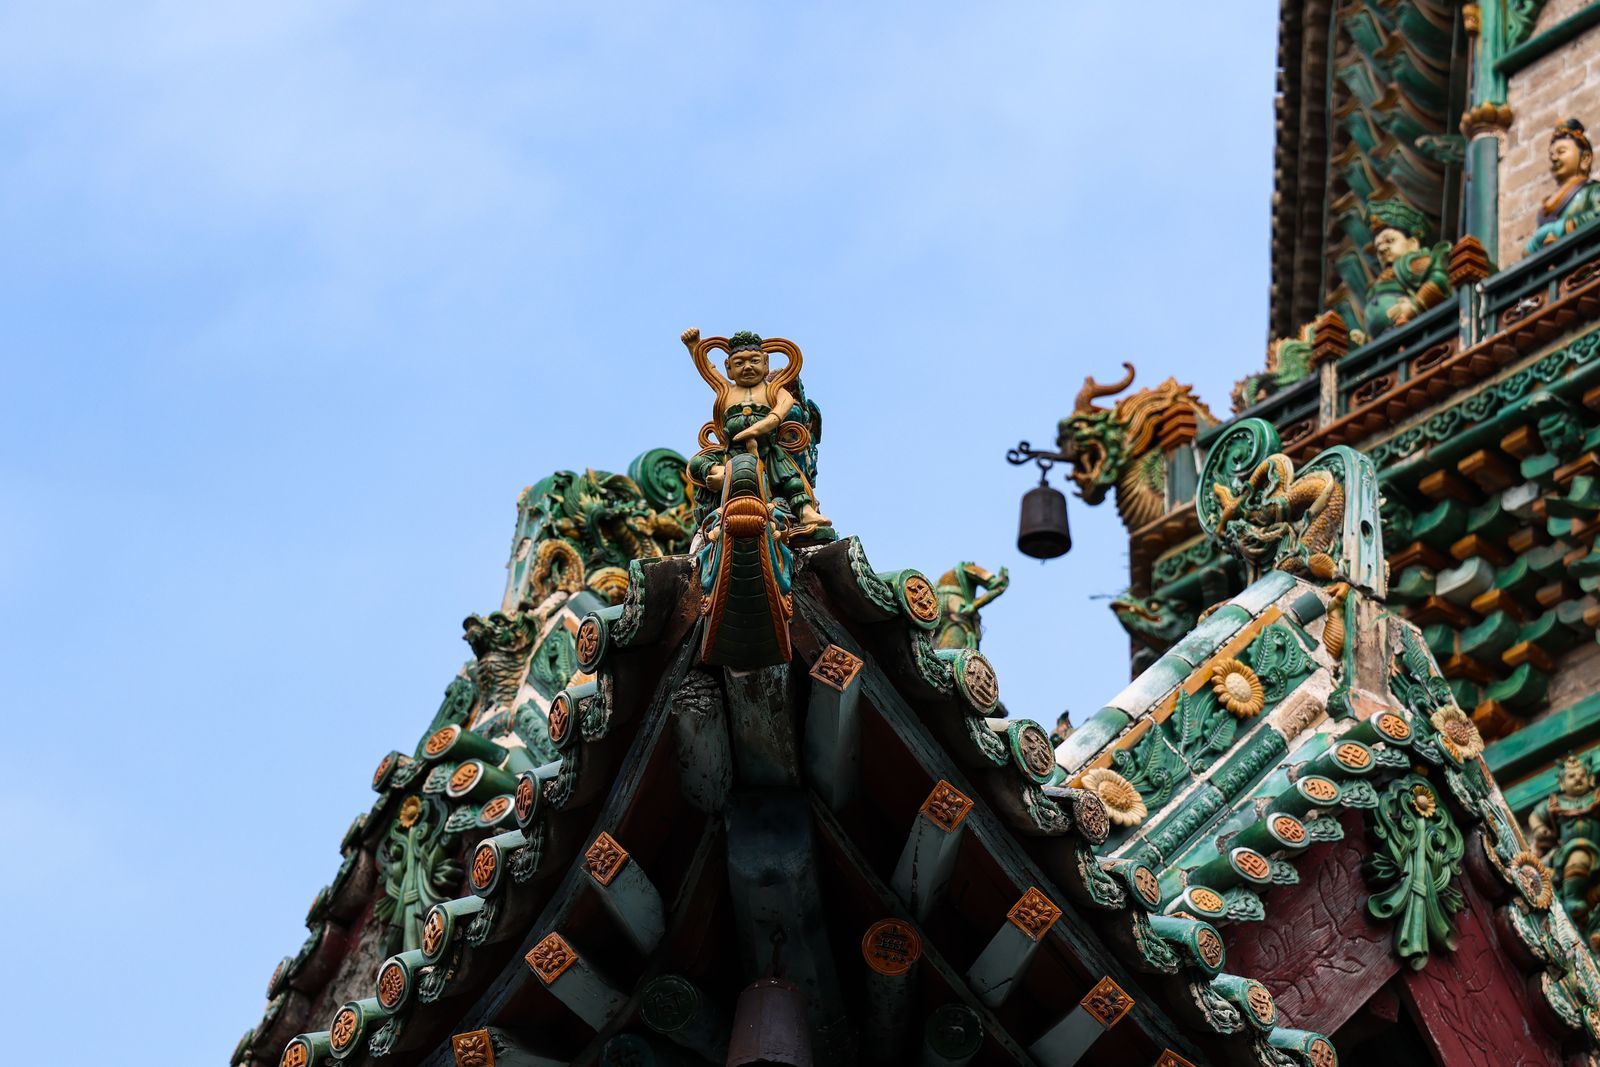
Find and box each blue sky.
[0,4,1277,1060]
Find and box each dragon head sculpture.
[462,611,537,718]
[1057,362,1137,507]
[1056,363,1217,531]
[1109,591,1197,651]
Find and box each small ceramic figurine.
[1529,753,1600,929]
[1049,711,1074,747]
[933,562,1010,650]
[681,327,830,531]
[1232,329,1313,413]
[1527,118,1600,255]
[1360,200,1452,340]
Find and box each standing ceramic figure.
[1529,753,1600,939]
[1527,119,1600,255]
[1360,200,1452,340]
[681,328,831,532]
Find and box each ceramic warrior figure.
[1529,754,1600,932]
[681,328,831,534]
[1527,119,1600,255]
[1360,200,1452,340]
[933,562,1010,650]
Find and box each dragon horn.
[1074,361,1137,413]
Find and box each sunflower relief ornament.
[1080,767,1147,828]
[1529,754,1600,944]
[1528,119,1600,255]
[1429,704,1485,763]
[1359,199,1452,341]
[1210,657,1266,718]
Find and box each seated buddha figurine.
[1527,118,1600,255]
[682,328,831,530]
[1360,199,1452,340]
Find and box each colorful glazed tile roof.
[238,379,1600,1067]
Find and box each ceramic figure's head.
[1368,200,1430,265]
[1560,753,1596,797]
[725,331,769,387]
[1550,119,1594,183]
[1373,227,1420,265]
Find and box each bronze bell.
[1017,481,1071,559]
[727,976,813,1066]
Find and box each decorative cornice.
[1364,328,1600,469]
[1310,310,1350,368]
[1460,101,1514,139]
[1449,234,1493,287]
[1283,264,1600,463]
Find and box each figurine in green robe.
[1360,199,1452,340]
[1529,753,1600,929]
[682,327,830,532]
[1527,118,1600,255]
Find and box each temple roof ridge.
[1055,417,1600,1042]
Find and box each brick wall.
[1544,640,1600,722]
[1500,0,1600,263]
